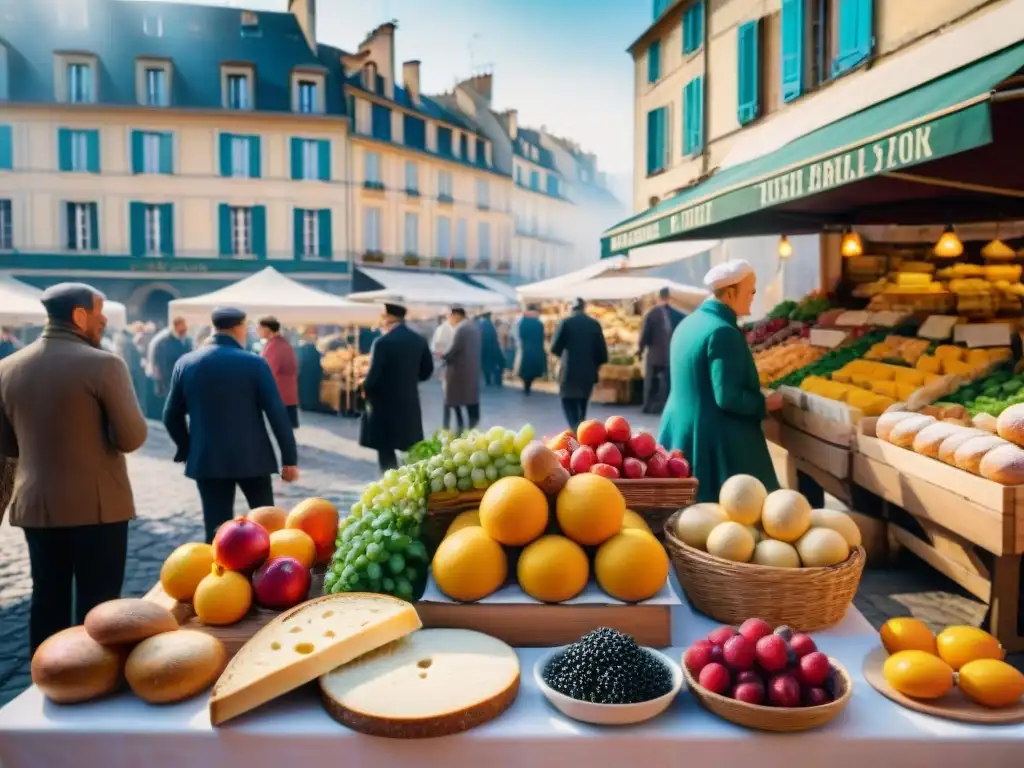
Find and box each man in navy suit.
[163,307,299,543]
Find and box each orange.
[160,542,215,602]
[249,506,288,534]
[445,509,481,539]
[286,498,339,564]
[882,650,954,699]
[957,659,1024,708]
[595,528,669,602]
[517,535,589,603]
[880,617,937,656]
[193,565,252,626]
[936,626,1004,670]
[268,528,317,569]
[431,527,508,602]
[621,509,651,533]
[555,474,624,546]
[478,477,548,546]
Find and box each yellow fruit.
[745,525,761,544]
[268,528,317,569]
[706,521,755,563]
[595,528,669,602]
[957,659,1024,708]
[479,477,549,546]
[672,503,727,549]
[761,490,812,543]
[880,617,937,655]
[248,506,288,534]
[936,626,1004,670]
[622,509,651,533]
[445,509,481,538]
[193,565,253,626]
[809,508,862,548]
[795,527,850,567]
[160,542,216,602]
[555,474,625,547]
[517,535,589,603]
[285,498,339,565]
[718,474,768,526]
[751,538,800,567]
[431,527,507,602]
[883,650,954,699]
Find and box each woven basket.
[663,509,865,631]
[683,657,853,732]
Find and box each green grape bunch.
[324,424,536,600]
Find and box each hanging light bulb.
[933,225,964,258]
[840,229,863,258]
[777,235,793,259]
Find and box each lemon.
[880,617,937,655]
[936,626,1004,670]
[958,659,1024,708]
[479,477,549,546]
[882,650,954,700]
[431,526,507,602]
[160,542,216,602]
[517,535,589,603]
[445,509,481,539]
[595,528,669,602]
[193,565,253,626]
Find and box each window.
[231,136,250,177]
[145,67,167,106]
[143,204,162,254]
[645,106,669,175]
[218,204,264,257]
[404,212,419,254]
[227,74,249,109]
[478,221,491,263]
[301,139,317,180]
[292,208,331,258]
[144,132,161,173]
[231,206,251,255]
[475,137,487,167]
[297,80,317,113]
[290,138,329,182]
[67,63,92,103]
[455,219,467,260]
[436,216,451,258]
[832,0,873,76]
[648,40,661,84]
[683,2,705,54]
[301,209,319,257]
[652,0,671,20]
[130,202,172,256]
[436,126,453,157]
[529,170,539,191]
[405,161,418,193]
[546,174,559,197]
[438,171,453,202]
[737,20,761,125]
[404,115,426,150]
[240,10,260,37]
[476,179,489,209]
[58,128,99,173]
[683,76,704,155]
[780,0,805,101]
[143,13,163,37]
[515,166,523,185]
[364,150,381,186]
[0,199,11,250]
[130,131,173,175]
[219,134,259,178]
[364,208,382,252]
[459,134,469,159]
[65,201,97,251]
[0,125,11,170]
[371,104,392,141]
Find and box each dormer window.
[222,65,255,110]
[143,13,163,37]
[240,11,260,37]
[137,58,172,107]
[56,54,98,103]
[361,63,377,92]
[291,70,325,114]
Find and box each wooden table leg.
[989,555,1023,653]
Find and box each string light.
[777,235,793,259]
[840,229,863,258]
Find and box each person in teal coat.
[658,260,783,503]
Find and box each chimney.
[403,60,421,103]
[505,108,518,140]
[288,0,317,50]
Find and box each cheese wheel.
[937,428,987,465]
[979,443,1024,485]
[886,415,937,448]
[953,435,1008,474]
[996,404,1024,447]
[31,626,123,704]
[912,423,963,458]
[319,629,520,738]
[126,630,227,704]
[875,411,918,441]
[84,598,179,647]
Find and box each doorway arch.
[127,282,181,325]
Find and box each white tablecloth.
[1,598,1022,767]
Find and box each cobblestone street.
[0,382,996,705]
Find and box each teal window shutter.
[695,76,704,152]
[646,110,658,174]
[683,2,704,54]
[317,140,330,181]
[64,202,75,249]
[657,108,668,170]
[218,204,232,256]
[159,133,173,174]
[218,133,232,177]
[86,130,100,173]
[129,202,145,256]
[293,208,304,256]
[290,137,302,180]
[160,203,174,255]
[130,130,143,174]
[88,203,99,249]
[648,40,661,83]
[683,77,704,155]
[252,205,266,258]
[832,0,873,76]
[781,0,804,102]
[737,21,760,125]
[0,125,11,170]
[58,128,72,171]
[318,209,332,257]
[249,137,261,178]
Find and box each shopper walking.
[147,316,192,419]
[443,307,483,432]
[163,307,299,543]
[550,298,608,431]
[514,305,547,395]
[297,327,331,413]
[0,283,147,653]
[258,316,300,429]
[639,287,685,414]
[478,312,504,387]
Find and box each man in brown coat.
[0,283,148,653]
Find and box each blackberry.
[542,627,672,705]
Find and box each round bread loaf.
[875,411,917,441]
[126,630,227,704]
[31,626,124,704]
[84,598,179,646]
[937,428,987,465]
[953,435,1008,475]
[973,413,998,434]
[979,443,1024,485]
[886,415,937,448]
[996,404,1024,447]
[912,422,963,458]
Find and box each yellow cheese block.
[989,347,1013,362]
[966,349,991,367]
[916,355,942,374]
[892,368,926,386]
[896,273,933,287]
[871,380,898,398]
[935,345,965,363]
[896,382,920,401]
[943,359,975,377]
[209,593,423,726]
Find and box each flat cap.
[703,259,754,291]
[383,302,407,319]
[211,306,246,330]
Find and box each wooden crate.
[767,408,852,482]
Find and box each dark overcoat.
[550,310,608,400]
[443,320,482,407]
[359,324,433,451]
[515,315,547,382]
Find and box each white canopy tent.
[623,239,720,270]
[166,267,381,327]
[350,268,515,315]
[526,274,709,312]
[0,274,128,330]
[515,256,626,302]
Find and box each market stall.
[350,267,516,314]
[0,274,128,333]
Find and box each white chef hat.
[703,259,755,291]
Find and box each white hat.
[703,259,755,291]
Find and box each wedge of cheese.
[320,628,520,738]
[209,593,421,726]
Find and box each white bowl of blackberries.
[536,627,683,725]
[682,618,852,732]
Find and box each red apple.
[789,633,817,658]
[707,626,738,647]
[605,415,632,443]
[667,456,691,478]
[723,635,756,671]
[683,640,715,675]
[698,663,731,695]
[669,448,685,460]
[554,448,571,470]
[213,518,270,572]
[595,442,623,468]
[755,635,789,673]
[738,618,774,645]
[252,556,311,610]
[576,420,607,447]
[590,463,620,479]
[733,681,766,705]
[569,446,597,474]
[768,673,802,707]
[628,431,657,460]
[622,457,647,479]
[796,652,831,688]
[646,452,670,478]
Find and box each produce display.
[863,335,931,366]
[769,329,887,389]
[672,476,860,567]
[754,338,827,387]
[683,619,845,709]
[940,362,1024,417]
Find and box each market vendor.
[658,260,784,502]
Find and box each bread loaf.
[126,630,227,704]
[875,411,918,441]
[320,629,520,738]
[979,443,1024,485]
[937,428,987,465]
[911,423,963,458]
[996,404,1024,447]
[886,415,937,448]
[84,598,179,646]
[973,413,998,434]
[31,626,123,704]
[953,435,1008,474]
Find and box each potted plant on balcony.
[362,250,385,264]
[403,253,420,267]
[452,258,467,270]
[363,180,386,192]
[431,257,448,269]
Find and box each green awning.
[602,41,1024,257]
